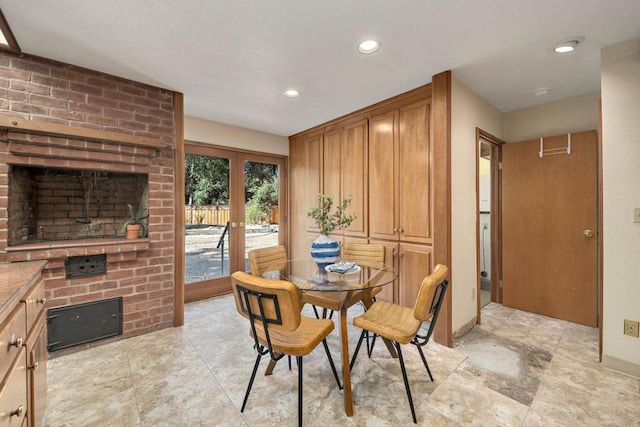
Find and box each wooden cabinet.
[22,278,47,427]
[289,86,434,308]
[369,100,431,244]
[372,240,432,307]
[289,132,322,258]
[27,320,46,427]
[369,99,432,307]
[322,119,368,238]
[0,262,47,427]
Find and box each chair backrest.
[342,243,385,267]
[231,271,303,339]
[412,264,449,344]
[248,245,287,277]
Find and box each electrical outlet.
[624,319,639,337]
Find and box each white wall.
[184,116,289,156]
[450,77,503,334]
[503,92,600,142]
[601,37,640,377]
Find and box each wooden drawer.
[0,304,26,382]
[20,278,45,337]
[0,347,28,427]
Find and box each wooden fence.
[185,205,278,225]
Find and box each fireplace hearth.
[8,166,148,246]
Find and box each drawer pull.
[30,361,39,371]
[10,336,24,347]
[10,405,24,417]
[37,297,47,304]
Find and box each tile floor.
[44,298,640,426]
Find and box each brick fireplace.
[0,51,179,346]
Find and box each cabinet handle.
[30,361,39,371]
[398,228,404,233]
[10,405,24,417]
[399,252,405,257]
[37,297,47,304]
[393,228,398,233]
[10,336,23,347]
[392,251,398,257]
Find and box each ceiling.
[2,1,640,136]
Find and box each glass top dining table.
[264,257,398,417]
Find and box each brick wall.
[0,51,177,342]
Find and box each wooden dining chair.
[349,264,449,424]
[302,243,385,321]
[231,271,342,427]
[247,245,287,278]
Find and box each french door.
[184,142,286,302]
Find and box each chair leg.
[288,355,292,371]
[416,345,434,381]
[241,353,262,412]
[349,329,367,370]
[328,310,334,319]
[367,333,378,357]
[297,356,303,427]
[395,343,417,424]
[312,305,321,319]
[321,339,342,389]
[322,307,328,319]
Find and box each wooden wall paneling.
[431,70,452,346]
[305,132,323,233]
[173,92,185,327]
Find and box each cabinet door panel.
[342,120,368,236]
[305,133,323,232]
[29,321,47,427]
[370,239,399,303]
[399,100,431,244]
[369,112,398,240]
[399,243,432,308]
[322,129,342,203]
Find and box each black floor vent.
[47,297,123,352]
[65,254,107,278]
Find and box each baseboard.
[453,316,477,339]
[601,354,640,379]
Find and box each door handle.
[584,229,594,238]
[231,222,237,228]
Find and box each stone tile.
[42,295,639,426]
[44,384,140,427]
[427,371,529,426]
[524,375,640,427]
[455,328,552,405]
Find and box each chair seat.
[353,300,421,345]
[252,316,335,356]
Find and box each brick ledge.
[5,238,150,262]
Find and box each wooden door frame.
[476,128,504,324]
[180,140,288,303]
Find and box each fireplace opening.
[8,165,149,245]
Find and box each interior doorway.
[183,142,286,302]
[476,129,504,322]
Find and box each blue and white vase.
[310,234,340,270]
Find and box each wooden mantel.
[0,114,166,149]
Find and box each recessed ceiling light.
[283,89,299,98]
[358,40,380,54]
[551,36,584,54]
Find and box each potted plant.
[120,204,149,239]
[307,194,356,269]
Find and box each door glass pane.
[184,154,231,283]
[243,160,280,271]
